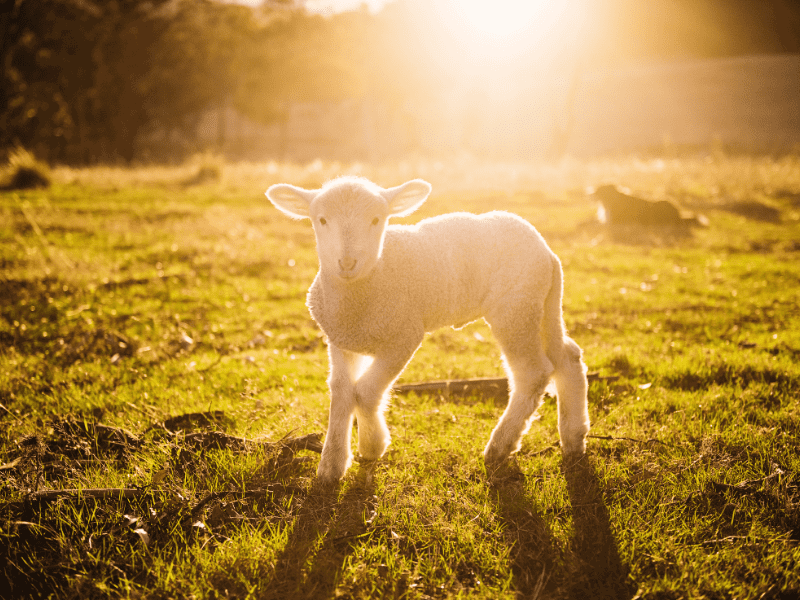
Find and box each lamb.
[266,176,590,485]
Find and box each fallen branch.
[28,483,307,504]
[699,535,796,547]
[0,402,23,423]
[586,434,675,447]
[532,445,560,456]
[190,491,224,519]
[195,355,223,374]
[706,478,780,501]
[0,457,23,470]
[394,377,508,398]
[42,458,122,469]
[183,431,323,454]
[393,373,618,401]
[279,432,324,453]
[732,468,785,489]
[30,488,144,501]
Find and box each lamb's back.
[381,211,553,331]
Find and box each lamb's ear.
[382,179,432,217]
[265,184,318,219]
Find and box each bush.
[181,151,224,186]
[1,148,52,190]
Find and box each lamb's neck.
[317,270,370,314]
[319,264,381,296]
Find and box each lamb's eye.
[319,217,327,225]
[371,217,380,226]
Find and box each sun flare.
[435,0,584,63]
[448,0,552,39]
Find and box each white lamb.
[266,176,590,485]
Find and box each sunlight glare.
[450,0,551,39]
[435,0,584,65]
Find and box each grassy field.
[1,153,800,599]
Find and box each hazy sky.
[231,0,389,14]
[306,0,387,13]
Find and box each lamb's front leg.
[317,344,366,486]
[353,339,422,462]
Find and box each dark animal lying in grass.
[592,184,707,228]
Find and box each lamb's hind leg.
[551,336,590,457]
[484,308,554,468]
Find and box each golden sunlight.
[449,0,551,38]
[435,0,586,63]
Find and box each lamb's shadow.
[490,462,561,598]
[561,454,636,599]
[264,464,376,600]
[491,455,636,599]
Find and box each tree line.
[1,0,798,165]
[0,0,385,163]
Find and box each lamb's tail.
[543,255,590,455]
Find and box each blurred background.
[1,0,799,165]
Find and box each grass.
[1,153,800,599]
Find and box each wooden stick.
[393,376,509,396]
[30,488,143,501]
[587,434,675,447]
[183,431,323,453]
[281,432,323,453]
[393,373,618,399]
[28,483,307,503]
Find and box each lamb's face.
[266,177,432,283]
[310,187,390,282]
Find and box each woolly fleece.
[266,177,590,485]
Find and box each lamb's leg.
[353,340,421,461]
[317,344,365,486]
[552,337,590,457]
[484,309,554,469]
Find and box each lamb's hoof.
[314,473,342,492]
[484,458,503,478]
[315,462,346,491]
[355,458,378,488]
[316,450,351,489]
[485,455,524,484]
[484,447,516,479]
[560,445,587,471]
[560,436,587,458]
[484,441,513,469]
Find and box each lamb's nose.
[339,257,357,271]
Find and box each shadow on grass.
[262,463,376,600]
[562,454,637,599]
[491,455,637,599]
[490,463,561,598]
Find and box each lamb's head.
[266,177,431,282]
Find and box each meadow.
[1,153,799,599]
